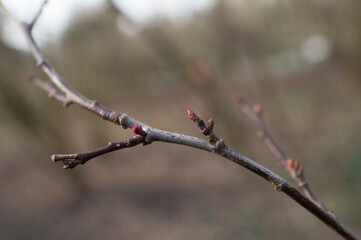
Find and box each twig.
[235,96,326,210]
[187,109,226,152]
[27,0,48,31]
[26,74,68,105]
[187,109,218,143]
[52,135,145,169]
[0,2,358,240]
[2,0,122,125]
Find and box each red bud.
[292,160,299,169]
[286,158,293,168]
[286,158,301,169]
[253,104,263,115]
[132,124,145,136]
[187,108,195,120]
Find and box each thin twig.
[27,0,48,31]
[52,136,145,169]
[0,2,358,240]
[187,109,218,143]
[26,74,68,104]
[235,96,326,209]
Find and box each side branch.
[235,96,325,209]
[27,0,48,31]
[0,1,122,125]
[26,75,68,105]
[52,136,145,169]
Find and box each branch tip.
[187,108,196,120]
[286,158,304,178]
[253,104,263,116]
[48,90,56,98]
[187,109,220,144]
[28,0,49,30]
[286,158,300,169]
[51,154,81,169]
[51,153,77,162]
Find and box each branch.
[52,135,145,169]
[0,2,358,240]
[27,0,48,31]
[1,1,122,125]
[235,96,325,209]
[26,74,69,105]
[187,109,219,144]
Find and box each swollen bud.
[207,118,214,129]
[286,158,294,168]
[132,124,146,136]
[253,104,263,116]
[286,158,303,178]
[187,108,195,120]
[286,158,301,169]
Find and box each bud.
[187,108,195,120]
[207,118,214,129]
[132,124,146,136]
[286,158,294,168]
[292,160,300,169]
[48,90,56,99]
[286,158,301,169]
[253,104,263,116]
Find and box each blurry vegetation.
[0,0,360,239]
[45,0,361,97]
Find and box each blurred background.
[0,0,360,239]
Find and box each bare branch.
[52,136,145,169]
[235,96,326,209]
[26,74,69,105]
[236,97,287,161]
[27,0,48,31]
[187,109,219,144]
[52,125,148,169]
[0,2,358,240]
[0,1,122,125]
